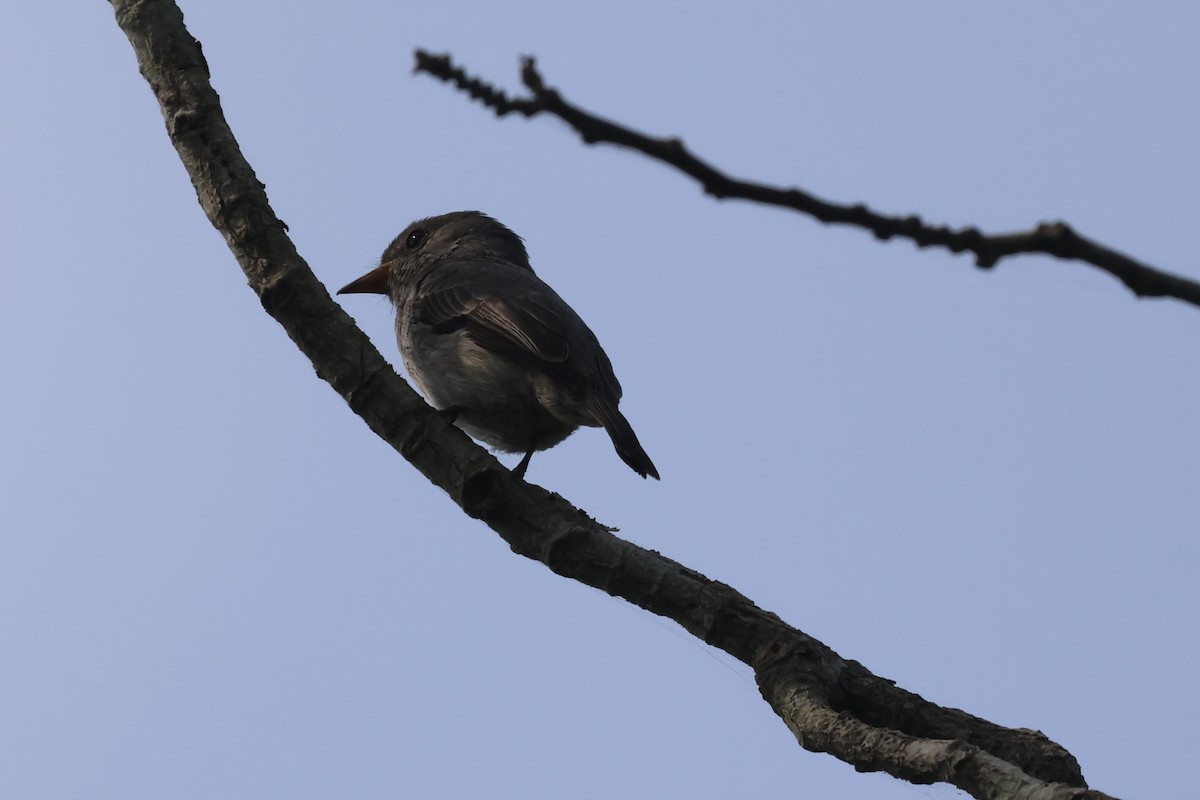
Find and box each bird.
[337,211,659,480]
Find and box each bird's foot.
[512,449,535,480]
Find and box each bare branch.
[109,4,1115,797]
[414,51,1200,308]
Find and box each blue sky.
[3,2,1197,798]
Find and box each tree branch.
[109,3,1116,797]
[413,51,1200,309]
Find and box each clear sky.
[3,2,1197,798]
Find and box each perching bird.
[337,211,659,480]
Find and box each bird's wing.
[417,272,571,365]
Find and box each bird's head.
[337,211,530,297]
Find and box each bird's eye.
[406,229,427,249]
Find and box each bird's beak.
[336,264,391,295]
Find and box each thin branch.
[109,3,1115,797]
[414,51,1200,308]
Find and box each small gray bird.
[338,211,659,480]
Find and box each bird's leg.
[512,448,535,480]
[437,405,463,424]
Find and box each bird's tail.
[589,398,660,480]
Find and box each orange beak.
[337,264,391,295]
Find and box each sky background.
[3,2,1198,798]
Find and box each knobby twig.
[109,3,1116,798]
[414,51,1200,308]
